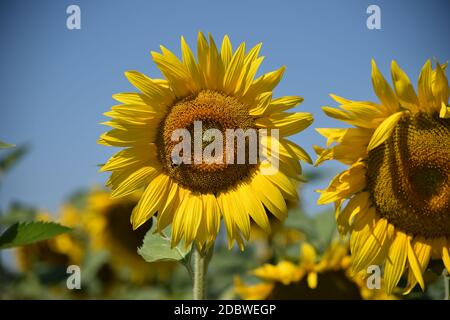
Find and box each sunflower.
[315,60,450,294]
[83,189,175,283]
[16,208,83,271]
[99,32,313,250]
[235,241,392,299]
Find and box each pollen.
[156,90,258,194]
[366,112,450,238]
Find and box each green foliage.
[0,221,71,250]
[0,140,15,149]
[0,144,29,176]
[138,218,192,263]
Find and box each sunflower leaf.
[0,221,71,250]
[0,140,15,149]
[138,220,192,263]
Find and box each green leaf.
[0,221,71,250]
[138,218,191,262]
[0,144,29,174]
[0,140,15,149]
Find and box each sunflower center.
[156,90,258,194]
[366,112,450,238]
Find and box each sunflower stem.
[443,269,449,300]
[192,243,213,300]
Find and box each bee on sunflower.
[315,60,450,294]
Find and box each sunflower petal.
[131,174,171,229]
[418,60,434,112]
[406,237,425,291]
[371,60,399,114]
[390,60,419,112]
[367,111,403,151]
[384,231,408,295]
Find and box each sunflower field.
[0,0,449,304]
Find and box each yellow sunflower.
[99,32,313,250]
[16,208,83,271]
[315,60,450,294]
[235,241,392,299]
[83,189,175,283]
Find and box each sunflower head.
[99,32,313,250]
[235,241,391,299]
[83,189,175,283]
[315,60,450,295]
[16,209,83,271]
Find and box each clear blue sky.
[1,0,449,216]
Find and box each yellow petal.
[181,36,202,88]
[390,60,419,112]
[255,112,313,137]
[433,63,449,107]
[441,239,450,273]
[300,243,317,266]
[249,92,272,116]
[237,183,270,234]
[263,96,304,115]
[201,194,221,244]
[406,237,425,291]
[440,102,450,118]
[329,93,353,105]
[100,145,157,172]
[124,71,174,107]
[371,59,399,114]
[367,111,403,151]
[98,128,155,147]
[242,66,285,104]
[131,174,172,229]
[182,193,203,246]
[157,183,180,231]
[384,231,408,295]
[109,166,159,199]
[352,218,390,273]
[250,173,287,220]
[223,42,246,94]
[404,237,431,294]
[220,35,232,70]
[307,272,318,289]
[417,60,434,112]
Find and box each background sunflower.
[315,60,450,294]
[235,241,393,300]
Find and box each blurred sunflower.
[99,32,313,249]
[235,241,392,300]
[315,60,450,294]
[17,207,83,271]
[83,189,175,283]
[250,215,304,262]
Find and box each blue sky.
[1,0,449,216]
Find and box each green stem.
[444,269,449,300]
[192,244,213,300]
